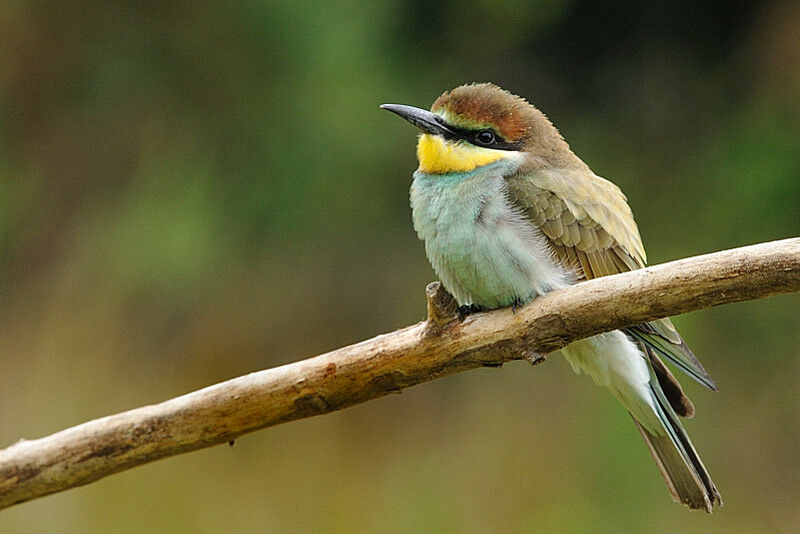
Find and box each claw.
[523,350,546,366]
[457,304,483,321]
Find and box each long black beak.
[380,104,455,137]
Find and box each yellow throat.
[416,134,510,174]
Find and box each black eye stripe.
[436,119,523,151]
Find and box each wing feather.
[507,169,716,394]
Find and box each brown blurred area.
[1,1,799,532]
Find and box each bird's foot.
[457,304,483,321]
[511,297,524,315]
[522,349,546,366]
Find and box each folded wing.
[507,168,717,404]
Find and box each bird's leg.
[457,304,483,321]
[511,297,524,315]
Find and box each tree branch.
[1,238,799,509]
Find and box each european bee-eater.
[381,83,722,512]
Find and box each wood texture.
[1,238,798,509]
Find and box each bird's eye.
[475,130,496,145]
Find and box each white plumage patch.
[562,332,663,435]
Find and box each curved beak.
[380,104,455,137]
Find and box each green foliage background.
[1,1,798,532]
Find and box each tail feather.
[562,331,721,511]
[633,367,722,512]
[626,321,718,391]
[648,348,695,418]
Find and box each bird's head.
[381,83,572,175]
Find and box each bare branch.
[1,238,798,509]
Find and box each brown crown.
[431,83,542,142]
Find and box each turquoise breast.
[410,161,568,309]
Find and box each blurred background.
[1,1,799,532]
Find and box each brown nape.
[648,348,695,418]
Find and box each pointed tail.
[563,332,721,511]
[633,364,722,512]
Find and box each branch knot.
[425,281,459,327]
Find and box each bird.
[381,83,722,512]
